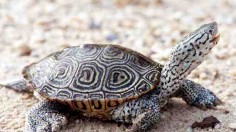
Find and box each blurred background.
[0,0,236,132]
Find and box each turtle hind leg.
[131,109,160,132]
[175,79,222,109]
[26,101,69,132]
[0,79,33,93]
[110,92,160,131]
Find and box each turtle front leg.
[26,101,69,132]
[110,91,160,132]
[0,79,33,93]
[175,79,221,109]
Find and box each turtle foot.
[177,80,222,110]
[190,89,222,110]
[25,101,69,132]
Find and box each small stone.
[89,21,101,29]
[190,71,200,78]
[155,0,163,4]
[106,34,118,42]
[199,72,208,80]
[115,0,132,7]
[233,111,236,116]
[186,127,193,132]
[214,123,221,129]
[60,43,70,48]
[76,119,80,123]
[224,110,230,114]
[212,69,219,80]
[191,116,220,129]
[36,19,55,27]
[21,94,32,99]
[18,45,32,56]
[228,123,236,130]
[229,69,236,78]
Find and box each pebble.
[212,69,219,80]
[89,21,101,29]
[186,127,193,132]
[214,123,221,129]
[233,111,236,116]
[228,123,236,130]
[18,45,32,56]
[60,43,70,48]
[199,72,208,80]
[191,116,220,129]
[190,71,200,78]
[21,94,32,99]
[115,0,131,7]
[106,33,118,42]
[229,69,236,78]
[224,110,230,114]
[76,119,80,123]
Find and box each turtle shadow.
[63,98,214,132]
[150,98,221,132]
[64,110,130,132]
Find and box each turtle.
[1,21,221,132]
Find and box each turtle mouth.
[210,32,220,43]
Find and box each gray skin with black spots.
[174,80,221,110]
[1,22,221,132]
[110,88,161,131]
[25,101,69,132]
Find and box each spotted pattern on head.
[160,22,220,100]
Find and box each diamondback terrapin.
[1,22,221,132]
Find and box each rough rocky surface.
[0,0,236,132]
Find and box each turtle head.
[170,22,220,75]
[160,22,220,99]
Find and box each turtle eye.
[204,28,213,35]
[209,30,212,34]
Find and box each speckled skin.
[2,22,220,132]
[25,101,69,132]
[110,89,160,131]
[159,22,220,107]
[174,80,221,109]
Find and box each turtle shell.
[23,44,162,113]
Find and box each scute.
[23,44,162,112]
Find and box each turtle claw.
[215,98,223,105]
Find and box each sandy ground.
[0,0,236,131]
